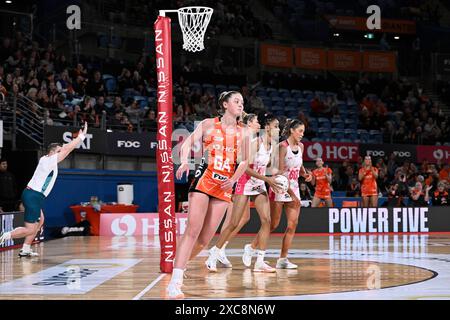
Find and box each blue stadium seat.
[308,118,318,129]
[358,129,370,143]
[319,127,332,139]
[318,117,331,129]
[147,88,156,98]
[215,84,228,95]
[261,97,272,108]
[331,118,345,129]
[256,88,267,97]
[134,96,148,108]
[332,128,345,140]
[345,128,357,140]
[285,101,298,110]
[344,119,358,130]
[202,83,215,95]
[271,96,283,103]
[229,85,240,91]
[291,89,303,99]
[279,88,290,99]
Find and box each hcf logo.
[111,215,136,236]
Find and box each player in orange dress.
[311,157,333,207]
[166,91,249,299]
[358,155,379,207]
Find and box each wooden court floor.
[1,234,450,300]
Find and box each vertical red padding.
[154,16,176,273]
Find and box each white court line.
[132,274,166,300]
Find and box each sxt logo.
[63,132,93,150]
[117,140,141,148]
[66,5,81,30]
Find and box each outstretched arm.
[57,122,88,163]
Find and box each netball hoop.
[154,7,213,273]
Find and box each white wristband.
[78,133,86,141]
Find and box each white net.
[177,6,213,52]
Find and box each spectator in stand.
[94,96,107,117]
[125,99,145,128]
[248,90,264,114]
[299,182,313,201]
[142,109,157,132]
[0,158,18,212]
[439,163,450,183]
[132,71,145,95]
[118,68,133,92]
[346,177,360,197]
[426,181,449,206]
[384,182,406,207]
[87,71,105,97]
[338,160,350,188]
[377,168,389,196]
[108,111,126,131]
[409,181,428,207]
[111,96,125,115]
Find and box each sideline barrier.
[98,207,450,236]
[1,211,24,249]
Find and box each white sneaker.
[242,244,254,267]
[254,261,276,273]
[18,249,39,258]
[166,282,184,299]
[217,248,232,268]
[205,247,218,272]
[0,232,11,245]
[276,258,297,269]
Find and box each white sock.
[278,257,287,261]
[171,268,184,285]
[221,241,229,250]
[2,231,11,240]
[256,250,265,264]
[22,244,31,252]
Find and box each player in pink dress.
[205,114,282,272]
[260,119,312,269]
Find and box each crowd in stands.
[296,154,449,207]
[89,0,272,40]
[1,30,449,146]
[264,0,443,24]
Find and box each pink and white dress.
[234,138,272,196]
[270,140,303,202]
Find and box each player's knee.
[228,220,240,230]
[270,221,279,232]
[242,214,251,225]
[260,215,271,227]
[184,225,202,239]
[286,221,298,234]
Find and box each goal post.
[154,7,213,273]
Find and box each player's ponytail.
[282,119,304,137]
[242,113,257,125]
